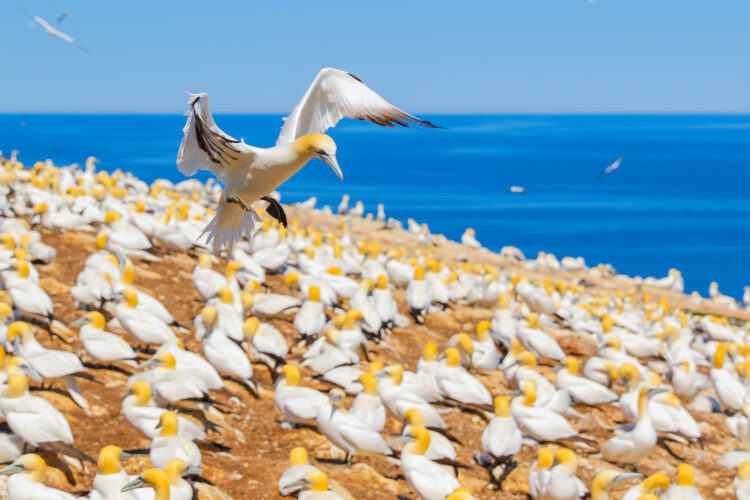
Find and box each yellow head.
[158,411,179,437]
[243,317,260,339]
[201,306,218,330]
[522,379,537,406]
[642,472,669,494]
[289,447,309,466]
[414,267,425,281]
[6,321,31,343]
[555,447,578,472]
[198,253,212,269]
[122,288,138,308]
[493,395,511,417]
[308,286,320,302]
[676,464,694,487]
[518,350,537,368]
[377,275,388,290]
[96,231,108,250]
[281,364,301,386]
[455,333,474,354]
[218,287,234,304]
[739,461,750,481]
[476,320,492,340]
[360,372,378,395]
[1,454,46,483]
[405,426,431,455]
[5,373,28,399]
[422,342,438,362]
[241,291,254,312]
[619,363,639,387]
[445,487,477,500]
[496,294,509,310]
[445,347,461,367]
[525,313,539,328]
[536,447,554,469]
[404,408,424,427]
[97,445,124,475]
[304,469,329,493]
[561,356,579,375]
[130,380,152,406]
[714,343,727,368]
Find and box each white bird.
[294,286,326,338]
[71,311,136,362]
[177,68,435,251]
[0,373,74,446]
[529,447,554,500]
[544,448,587,500]
[26,12,87,52]
[122,381,205,441]
[315,389,392,461]
[436,347,492,406]
[510,380,578,442]
[274,364,328,426]
[0,453,77,500]
[461,228,481,248]
[663,464,702,500]
[89,445,133,500]
[149,411,201,470]
[555,356,617,405]
[350,373,386,432]
[278,447,320,496]
[397,426,459,500]
[598,152,627,177]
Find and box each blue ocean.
[1,114,748,298]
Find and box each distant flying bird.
[177,67,437,251]
[25,11,87,52]
[509,185,525,194]
[598,153,628,178]
[57,11,69,25]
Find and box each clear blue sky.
[2,1,749,113]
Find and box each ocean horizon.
[1,113,748,299]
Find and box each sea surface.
[1,114,749,298]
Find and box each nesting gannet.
[662,464,702,500]
[602,386,667,465]
[149,411,201,470]
[294,286,326,338]
[518,313,565,361]
[89,445,132,500]
[316,389,392,462]
[4,261,54,321]
[286,469,345,500]
[397,427,460,500]
[122,381,205,440]
[274,364,328,426]
[134,352,211,403]
[200,306,254,392]
[711,343,744,411]
[279,447,320,496]
[243,316,288,370]
[461,228,481,248]
[510,379,578,442]
[71,311,137,362]
[0,373,74,446]
[177,68,435,250]
[115,289,176,345]
[350,373,386,431]
[406,266,432,324]
[476,395,520,489]
[436,347,492,406]
[402,408,455,461]
[193,254,225,299]
[0,453,77,500]
[122,468,170,500]
[555,356,617,405]
[376,364,446,429]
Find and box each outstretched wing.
[177,93,256,182]
[32,15,55,32]
[276,67,437,145]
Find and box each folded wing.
[277,67,437,145]
[177,93,256,182]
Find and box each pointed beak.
[69,317,89,328]
[0,464,24,476]
[21,363,43,382]
[119,451,132,460]
[389,434,415,447]
[122,476,148,492]
[552,364,564,372]
[184,466,204,476]
[318,152,343,181]
[612,472,644,485]
[138,357,161,369]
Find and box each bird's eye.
[317,150,328,156]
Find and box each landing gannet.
[26,12,87,52]
[177,68,435,251]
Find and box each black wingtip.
[348,72,363,83]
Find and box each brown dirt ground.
[2,211,748,500]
